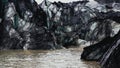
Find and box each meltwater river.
[0,47,100,68]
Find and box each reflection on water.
[0,48,100,68]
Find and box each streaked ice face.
[86,0,100,8]
[36,0,100,9]
[36,0,85,4]
[5,3,16,19]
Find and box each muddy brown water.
[0,47,100,68]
